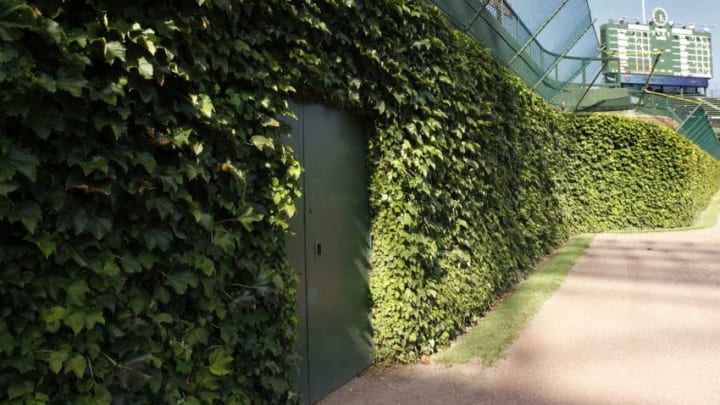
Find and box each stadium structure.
[428,0,720,159]
[600,7,712,96]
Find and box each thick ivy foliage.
[1,0,719,402]
[559,114,720,231]
[1,0,301,403]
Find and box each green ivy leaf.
[47,350,70,374]
[91,76,127,107]
[165,270,198,294]
[376,100,386,114]
[23,102,64,139]
[237,205,263,231]
[78,155,109,175]
[152,312,173,324]
[65,280,90,306]
[144,228,173,251]
[1,144,38,181]
[104,41,126,63]
[27,233,56,258]
[190,206,213,229]
[67,208,88,235]
[212,229,235,253]
[97,259,120,277]
[63,311,85,335]
[42,306,67,333]
[86,217,113,239]
[120,256,143,274]
[6,200,42,233]
[64,354,86,378]
[250,135,274,151]
[207,347,233,376]
[146,197,175,220]
[84,310,105,329]
[7,380,34,400]
[56,73,88,97]
[0,180,18,196]
[31,392,51,404]
[135,152,157,173]
[190,93,214,118]
[0,331,13,355]
[137,56,154,79]
[261,117,280,128]
[183,252,215,276]
[137,251,157,269]
[93,385,112,403]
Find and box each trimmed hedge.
[559,114,720,232]
[1,0,719,403]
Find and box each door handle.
[315,242,322,259]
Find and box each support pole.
[553,45,607,101]
[679,104,703,128]
[533,19,597,91]
[508,0,571,66]
[637,52,663,106]
[462,0,494,33]
[642,0,647,23]
[573,50,612,111]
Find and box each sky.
[586,0,720,95]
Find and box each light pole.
[641,0,646,23]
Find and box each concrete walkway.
[321,219,720,404]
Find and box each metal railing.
[428,0,720,159]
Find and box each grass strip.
[687,192,720,230]
[432,234,594,366]
[433,191,719,366]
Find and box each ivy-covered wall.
[0,1,302,403]
[559,114,720,232]
[1,0,719,403]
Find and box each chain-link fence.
[430,0,602,101]
[639,92,720,159]
[679,108,720,160]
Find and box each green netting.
[429,0,720,159]
[678,108,720,160]
[640,93,699,122]
[637,93,720,159]
[555,85,633,112]
[429,0,602,100]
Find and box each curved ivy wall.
[559,114,720,232]
[1,0,718,402]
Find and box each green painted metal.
[554,45,606,103]
[284,103,372,403]
[600,21,713,79]
[533,19,596,90]
[283,104,309,399]
[508,0,571,66]
[679,103,703,129]
[458,0,493,33]
[573,50,610,111]
[638,92,720,159]
[679,107,720,159]
[429,0,604,101]
[637,53,663,105]
[427,0,720,157]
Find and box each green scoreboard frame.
[600,7,712,90]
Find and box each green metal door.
[284,103,372,403]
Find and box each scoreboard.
[600,7,712,91]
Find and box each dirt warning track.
[321,219,720,405]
